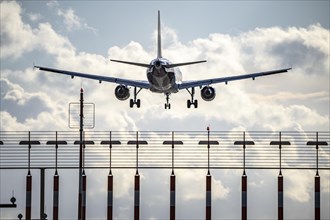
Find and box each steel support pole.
[25,173,32,220]
[206,174,212,220]
[107,174,113,220]
[206,127,211,220]
[170,174,175,220]
[315,132,320,220]
[270,132,290,220]
[40,168,45,219]
[163,131,182,220]
[306,132,328,220]
[26,132,32,220]
[278,175,283,220]
[134,174,140,220]
[78,88,84,220]
[20,132,41,220]
[82,173,86,220]
[46,132,67,220]
[242,174,247,220]
[234,132,254,220]
[315,175,320,220]
[53,174,59,220]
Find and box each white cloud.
[285,170,314,203]
[213,177,230,200]
[176,169,230,201]
[0,1,75,60]
[27,12,42,22]
[0,1,36,59]
[47,0,97,33]
[36,22,75,57]
[57,8,81,31]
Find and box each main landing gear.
[130,87,142,108]
[186,87,198,108]
[165,93,171,109]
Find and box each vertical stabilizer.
[157,10,162,58]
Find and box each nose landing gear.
[165,93,171,109]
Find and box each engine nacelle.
[115,85,130,101]
[201,86,216,101]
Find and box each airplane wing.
[34,66,150,89]
[178,68,291,90]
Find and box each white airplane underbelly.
[147,68,179,93]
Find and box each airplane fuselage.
[147,58,182,94]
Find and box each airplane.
[34,11,291,109]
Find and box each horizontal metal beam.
[100,141,121,145]
[127,141,148,145]
[163,141,183,145]
[307,141,328,146]
[19,141,40,145]
[198,141,219,145]
[270,141,291,145]
[234,141,255,145]
[74,141,95,145]
[46,141,67,145]
[0,204,17,208]
[1,166,329,170]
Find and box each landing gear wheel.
[165,103,171,109]
[186,87,198,108]
[194,100,198,108]
[187,99,198,108]
[129,87,143,108]
[187,100,191,108]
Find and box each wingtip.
[33,65,40,70]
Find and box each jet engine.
[201,86,216,101]
[115,85,130,100]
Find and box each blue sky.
[3,1,330,68]
[1,0,329,219]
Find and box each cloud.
[250,91,329,102]
[1,78,53,122]
[36,22,75,57]
[286,170,314,203]
[176,169,230,201]
[0,1,36,59]
[0,1,75,60]
[47,0,97,33]
[57,8,81,31]
[27,12,42,22]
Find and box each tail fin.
[157,10,162,58]
[110,11,207,68]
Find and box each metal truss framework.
[1,130,329,220]
[0,131,329,170]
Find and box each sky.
[0,0,329,219]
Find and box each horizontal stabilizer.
[166,60,207,68]
[110,59,151,68]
